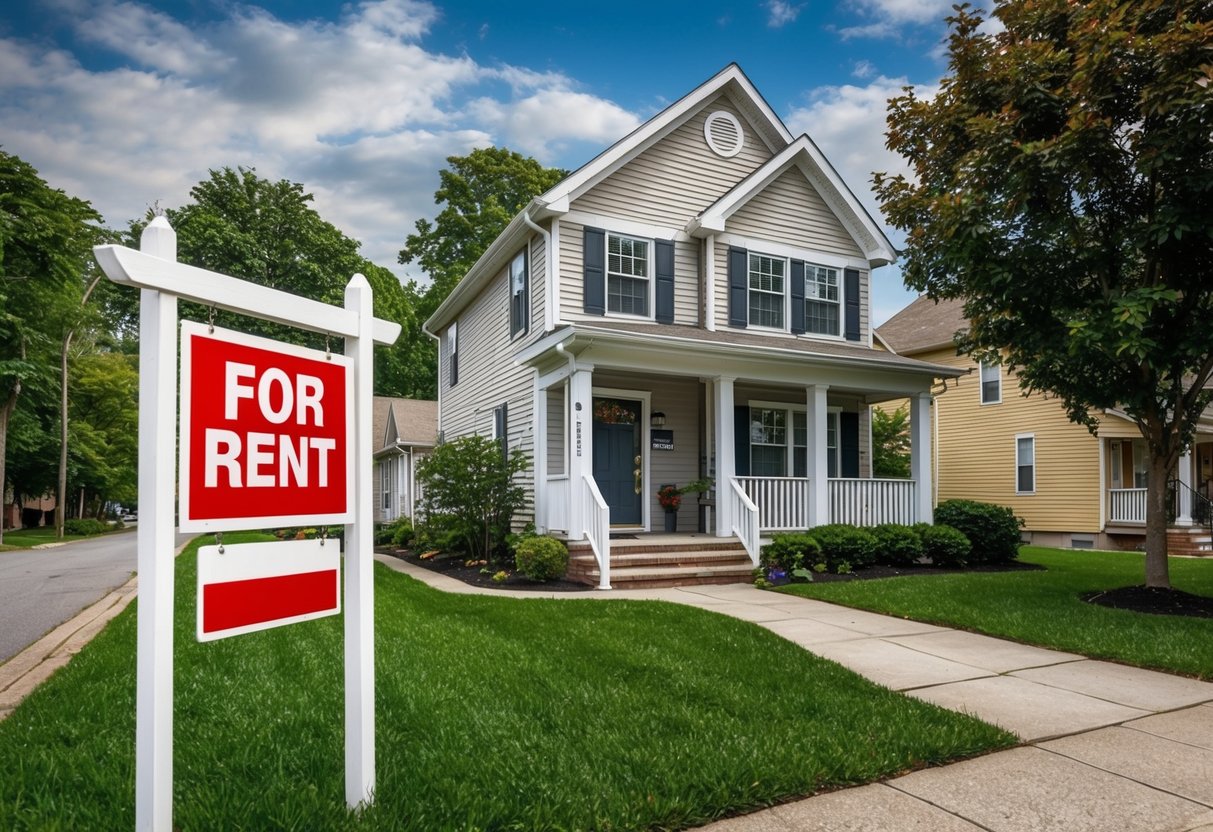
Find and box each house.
[876,295,1213,553]
[423,64,959,586]
[372,396,437,525]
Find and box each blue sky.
[0,0,978,323]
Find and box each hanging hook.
[215,530,224,555]
[325,333,332,361]
[208,305,216,334]
[319,527,327,547]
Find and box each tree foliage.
[877,0,1213,587]
[871,405,911,478]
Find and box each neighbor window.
[509,249,528,337]
[750,408,787,476]
[805,264,840,335]
[381,459,391,511]
[748,254,785,329]
[606,233,649,316]
[980,361,1001,404]
[1016,434,1035,493]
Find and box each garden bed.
[385,547,591,592]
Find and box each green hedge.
[870,524,924,567]
[514,536,569,582]
[64,518,108,536]
[934,500,1023,564]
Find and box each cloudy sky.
[0,0,975,323]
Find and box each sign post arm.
[134,216,178,832]
[343,274,375,809]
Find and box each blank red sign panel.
[179,322,353,532]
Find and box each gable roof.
[687,134,897,265]
[876,295,968,355]
[373,396,438,452]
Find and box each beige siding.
[529,230,546,334]
[728,168,864,259]
[575,95,773,228]
[924,347,1103,533]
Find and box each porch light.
[651,411,666,428]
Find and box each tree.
[871,405,911,478]
[398,148,567,396]
[0,151,102,543]
[876,0,1213,589]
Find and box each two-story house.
[423,64,957,587]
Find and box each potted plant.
[657,484,682,532]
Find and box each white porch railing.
[727,478,760,565]
[581,474,611,589]
[1109,488,1148,524]
[736,476,811,531]
[545,475,569,534]
[829,478,917,526]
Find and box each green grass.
[0,524,126,549]
[779,546,1213,679]
[0,534,1014,831]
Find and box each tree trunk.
[1144,454,1173,589]
[0,340,24,548]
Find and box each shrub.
[934,499,1024,564]
[389,517,414,549]
[809,524,879,570]
[514,536,569,582]
[760,533,821,574]
[64,518,107,536]
[870,524,924,567]
[415,435,529,562]
[920,524,971,568]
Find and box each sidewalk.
[380,555,1213,832]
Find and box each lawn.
[0,524,124,549]
[0,535,1014,831]
[779,546,1213,679]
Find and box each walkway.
[381,555,1213,832]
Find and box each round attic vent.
[703,110,744,158]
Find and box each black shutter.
[790,260,806,334]
[844,268,861,341]
[655,240,675,323]
[449,325,458,387]
[497,403,509,462]
[727,247,748,328]
[511,247,529,337]
[840,412,860,477]
[734,405,750,476]
[583,227,605,315]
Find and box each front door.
[592,398,643,526]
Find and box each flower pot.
[663,511,678,533]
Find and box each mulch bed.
[1082,586,1213,619]
[384,548,592,592]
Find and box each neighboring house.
[423,64,958,585]
[876,295,1213,553]
[372,397,437,525]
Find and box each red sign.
[196,539,340,641]
[179,322,353,532]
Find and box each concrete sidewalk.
[381,555,1213,832]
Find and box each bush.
[809,524,879,570]
[870,524,924,567]
[389,517,414,548]
[934,499,1024,564]
[64,518,108,536]
[760,533,821,574]
[920,524,971,568]
[514,536,569,582]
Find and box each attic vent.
[704,111,744,158]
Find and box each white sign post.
[94,219,400,831]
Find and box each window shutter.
[844,268,861,341]
[840,412,860,477]
[583,227,605,315]
[511,247,529,338]
[727,247,748,328]
[733,405,750,476]
[790,260,806,334]
[497,403,509,462]
[449,323,458,387]
[655,240,675,324]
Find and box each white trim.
[1015,432,1036,495]
[533,371,546,532]
[704,234,717,331]
[565,210,684,243]
[1098,437,1107,531]
[704,110,745,157]
[715,231,869,272]
[604,230,656,321]
[592,386,652,532]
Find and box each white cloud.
[466,90,640,161]
[849,0,954,25]
[765,1,804,28]
[852,59,877,79]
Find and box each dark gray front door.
[593,400,642,526]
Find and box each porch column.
[910,392,933,524]
[567,366,594,540]
[806,384,830,526]
[714,376,735,537]
[534,377,548,534]
[1177,448,1194,526]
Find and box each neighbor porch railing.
[1109,488,1147,523]
[736,476,811,531]
[829,478,917,526]
[581,473,611,589]
[727,478,760,565]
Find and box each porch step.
[1166,527,1213,557]
[565,537,754,588]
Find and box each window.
[805,264,840,336]
[447,321,458,387]
[1016,435,1035,493]
[748,254,785,329]
[607,233,649,316]
[750,408,787,476]
[381,459,391,511]
[1132,441,1148,488]
[981,361,1001,404]
[1110,440,1123,488]
[826,411,839,478]
[509,249,528,337]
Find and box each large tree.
[398,147,567,396]
[877,0,1213,588]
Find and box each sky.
[0,0,982,324]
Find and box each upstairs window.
[509,249,528,337]
[1016,434,1035,493]
[980,361,1001,404]
[607,233,649,316]
[748,254,785,329]
[805,265,840,336]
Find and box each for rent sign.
[179,322,354,531]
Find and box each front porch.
[1104,437,1213,554]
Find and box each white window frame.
[749,407,789,476]
[1016,433,1036,494]
[380,458,392,512]
[509,248,528,339]
[803,263,842,339]
[980,360,1001,405]
[746,252,787,331]
[605,232,653,319]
